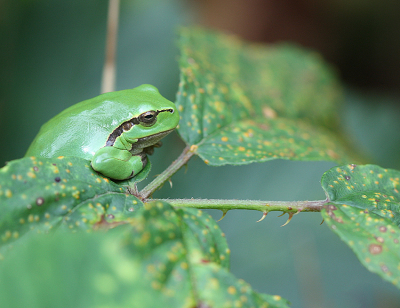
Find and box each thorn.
[320,219,325,225]
[281,212,294,227]
[256,212,268,222]
[277,212,285,218]
[217,210,228,222]
[168,178,173,188]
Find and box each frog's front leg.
[91,146,147,180]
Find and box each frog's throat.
[131,128,174,150]
[105,109,174,147]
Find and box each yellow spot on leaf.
[27,172,36,178]
[72,191,80,199]
[180,262,188,270]
[228,286,237,295]
[5,189,12,198]
[4,230,12,240]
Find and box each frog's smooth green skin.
[25,84,180,180]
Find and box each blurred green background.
[1,0,400,307]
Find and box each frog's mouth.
[130,128,175,154]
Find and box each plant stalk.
[101,0,120,93]
[155,198,326,213]
[139,145,196,200]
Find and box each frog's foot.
[91,147,147,180]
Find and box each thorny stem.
[138,145,328,220]
[154,198,327,214]
[139,146,195,200]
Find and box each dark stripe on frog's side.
[105,117,140,147]
[105,109,174,147]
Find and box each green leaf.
[322,164,400,224]
[0,201,289,308]
[176,27,357,165]
[321,164,400,288]
[0,156,143,254]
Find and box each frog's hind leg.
[91,147,147,180]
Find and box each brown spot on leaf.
[334,217,344,223]
[327,149,339,159]
[369,244,382,255]
[93,215,127,230]
[325,204,341,221]
[257,123,270,131]
[327,205,337,211]
[379,226,387,232]
[262,106,277,119]
[381,264,389,273]
[36,197,44,206]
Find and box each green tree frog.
[25,84,179,180]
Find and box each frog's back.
[25,87,154,159]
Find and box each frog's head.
[109,84,180,146]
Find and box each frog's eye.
[122,122,133,131]
[138,110,157,127]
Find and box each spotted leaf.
[0,156,144,254]
[321,164,400,288]
[123,201,289,307]
[176,27,358,165]
[0,201,289,308]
